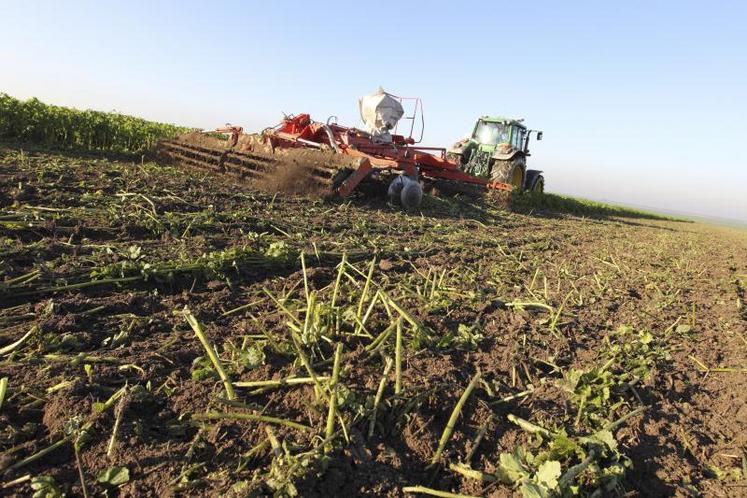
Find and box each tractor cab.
[472,117,531,154]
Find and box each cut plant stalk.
[237,438,270,472]
[93,385,127,413]
[504,301,553,312]
[558,449,598,489]
[365,321,396,353]
[324,343,343,452]
[604,406,646,432]
[7,436,71,472]
[395,317,403,395]
[402,485,478,498]
[507,413,552,437]
[107,392,127,459]
[689,354,747,373]
[548,291,573,337]
[301,251,310,303]
[265,426,282,457]
[288,324,327,401]
[331,253,347,308]
[220,298,264,317]
[430,370,481,465]
[0,474,31,490]
[74,435,90,498]
[233,376,329,389]
[263,288,302,326]
[182,307,236,400]
[192,411,311,431]
[368,357,394,438]
[448,462,496,482]
[356,258,377,320]
[488,387,535,405]
[465,420,489,463]
[0,377,7,411]
[0,326,37,356]
[379,290,424,331]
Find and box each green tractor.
[448,116,544,192]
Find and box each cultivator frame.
[262,112,515,196]
[157,139,343,186]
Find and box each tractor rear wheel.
[446,152,463,166]
[524,169,545,193]
[531,175,545,192]
[490,158,525,189]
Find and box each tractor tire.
[490,158,526,189]
[524,169,545,193]
[531,175,545,193]
[446,152,463,166]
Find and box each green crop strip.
[0,93,189,152]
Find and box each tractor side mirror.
[536,131,543,141]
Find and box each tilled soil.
[0,144,746,497]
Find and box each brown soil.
[0,143,746,497]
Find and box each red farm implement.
[158,89,541,209]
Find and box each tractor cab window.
[511,127,525,150]
[473,121,509,145]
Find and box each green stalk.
[356,258,376,320]
[237,438,269,472]
[74,440,90,498]
[265,426,282,457]
[430,371,481,465]
[324,343,343,452]
[507,413,552,437]
[288,328,327,402]
[359,291,380,330]
[331,253,347,308]
[368,357,394,438]
[364,321,396,353]
[106,394,127,458]
[604,406,646,432]
[448,462,496,482]
[182,308,236,400]
[233,376,328,388]
[192,411,310,431]
[220,298,264,317]
[0,326,37,356]
[263,288,302,326]
[13,276,142,297]
[301,251,310,303]
[302,291,317,341]
[93,385,127,413]
[465,421,489,463]
[379,290,423,331]
[488,387,534,405]
[549,292,572,337]
[504,301,553,312]
[402,485,478,498]
[395,318,403,395]
[6,436,70,472]
[558,449,598,489]
[0,377,8,411]
[3,269,41,286]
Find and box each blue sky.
[2,1,746,220]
